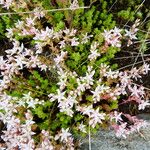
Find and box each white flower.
[141,63,150,74]
[6,28,14,38]
[99,63,110,75]
[110,111,122,123]
[70,29,77,36]
[105,69,119,79]
[82,105,94,117]
[131,120,148,133]
[39,64,48,71]
[15,20,24,29]
[57,79,67,90]
[33,7,45,19]
[49,89,66,102]
[17,100,26,107]
[58,40,66,48]
[57,69,68,89]
[88,49,100,61]
[58,94,77,117]
[20,139,35,150]
[71,37,79,46]
[23,92,32,101]
[78,123,87,133]
[88,42,100,61]
[91,84,110,103]
[2,0,13,9]
[33,27,53,41]
[85,72,94,85]
[58,98,70,110]
[35,43,43,54]
[112,27,122,37]
[45,27,54,38]
[89,108,106,128]
[53,30,63,39]
[125,29,137,40]
[0,56,6,69]
[5,41,24,55]
[21,28,30,36]
[119,72,131,87]
[60,107,74,117]
[81,33,93,44]
[25,119,35,127]
[19,93,43,108]
[70,0,79,10]
[130,67,141,80]
[26,17,35,27]
[102,27,122,47]
[91,87,101,102]
[0,0,4,4]
[110,36,121,47]
[63,28,70,35]
[26,99,37,108]
[14,54,26,69]
[54,51,67,65]
[76,78,86,94]
[39,131,54,150]
[128,85,145,98]
[57,68,68,78]
[66,95,77,108]
[55,128,72,142]
[138,100,150,110]
[83,66,95,86]
[25,110,33,120]
[103,30,112,40]
[115,123,128,138]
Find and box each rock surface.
[79,114,150,150]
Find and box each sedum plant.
[0,0,150,149]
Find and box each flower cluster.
[125,19,140,46]
[103,27,122,48]
[0,0,13,9]
[0,0,150,149]
[111,112,148,138]
[1,110,35,149]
